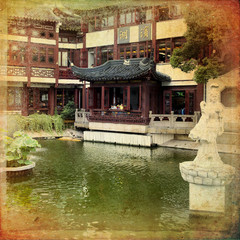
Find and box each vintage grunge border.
[0,0,239,239]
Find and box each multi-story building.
[72,2,204,116]
[1,6,84,116]
[1,2,203,117]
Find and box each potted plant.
[4,131,41,176]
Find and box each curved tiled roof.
[8,7,60,22]
[70,58,171,82]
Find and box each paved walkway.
[160,139,240,155]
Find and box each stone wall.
[84,131,152,147]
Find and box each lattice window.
[48,48,54,64]
[8,43,27,64]
[157,37,185,63]
[31,68,55,78]
[7,87,23,108]
[31,46,55,65]
[40,47,46,63]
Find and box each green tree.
[60,101,76,120]
[170,1,239,83]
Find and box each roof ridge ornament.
[123,59,130,65]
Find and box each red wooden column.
[142,80,150,118]
[49,86,55,115]
[54,88,57,109]
[152,6,157,61]
[139,85,142,111]
[82,82,86,109]
[86,87,89,111]
[22,84,28,116]
[127,86,130,110]
[26,22,31,87]
[101,86,105,110]
[113,10,119,60]
[196,83,204,111]
[74,88,78,107]
[55,22,61,88]
[80,20,88,67]
[75,49,80,67]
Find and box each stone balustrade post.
[75,109,78,122]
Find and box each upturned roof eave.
[70,58,171,83]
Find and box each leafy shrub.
[7,114,64,135]
[60,101,76,120]
[51,115,64,133]
[4,131,41,167]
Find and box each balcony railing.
[75,109,201,128]
[88,109,150,125]
[59,69,79,79]
[149,111,201,129]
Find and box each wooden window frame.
[118,42,152,60]
[163,89,196,115]
[118,9,138,27]
[8,42,27,66]
[156,37,185,63]
[30,44,55,67]
[7,87,23,110]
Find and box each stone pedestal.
[180,161,235,213]
[190,183,225,212]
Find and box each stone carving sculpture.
[179,82,235,205]
[189,83,224,168]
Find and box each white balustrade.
[75,109,90,124]
[149,111,201,129]
[75,109,201,129]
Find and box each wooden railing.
[59,69,78,79]
[75,109,201,128]
[88,109,149,125]
[149,111,201,128]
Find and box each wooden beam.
[127,85,130,110]
[101,86,105,110]
[113,10,119,60]
[142,81,149,118]
[82,82,86,109]
[74,88,78,107]
[55,22,61,88]
[152,6,157,61]
[86,87,89,110]
[49,86,55,115]
[27,24,31,87]
[139,85,142,112]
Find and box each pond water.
[1,140,239,239]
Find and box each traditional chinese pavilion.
[70,54,171,124]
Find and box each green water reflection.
[5,140,239,237]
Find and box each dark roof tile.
[71,58,171,82]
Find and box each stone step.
[217,132,240,145]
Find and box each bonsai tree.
[170,1,239,83]
[4,131,41,167]
[60,101,76,120]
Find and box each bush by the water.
[7,114,64,136]
[60,101,76,120]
